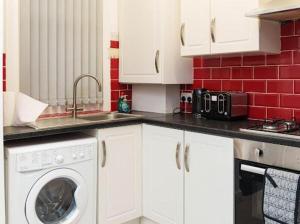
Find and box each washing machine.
[5,133,97,224]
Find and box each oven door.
[235,159,266,224]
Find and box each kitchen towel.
[263,168,300,224]
[4,92,48,127]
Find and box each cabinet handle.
[184,144,190,172]
[155,50,160,74]
[101,140,107,167]
[176,143,181,170]
[211,18,216,43]
[180,23,185,46]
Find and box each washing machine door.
[25,168,88,224]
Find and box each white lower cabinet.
[184,131,234,224]
[143,125,234,224]
[97,125,142,224]
[143,125,184,224]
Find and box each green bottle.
[118,95,131,113]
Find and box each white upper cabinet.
[180,0,211,56]
[181,0,280,56]
[97,125,142,224]
[119,0,192,84]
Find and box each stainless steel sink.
[78,113,138,121]
[28,113,142,130]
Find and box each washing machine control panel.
[16,144,94,172]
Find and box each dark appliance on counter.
[192,89,248,120]
[234,138,300,224]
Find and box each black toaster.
[192,89,248,120]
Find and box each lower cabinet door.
[98,125,142,224]
[143,125,184,224]
[184,132,234,224]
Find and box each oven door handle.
[241,164,266,175]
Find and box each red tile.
[293,50,300,64]
[202,57,221,67]
[296,20,300,35]
[111,59,119,69]
[194,68,210,79]
[111,102,118,111]
[294,110,300,122]
[281,94,300,108]
[222,80,242,91]
[254,94,279,107]
[279,65,300,79]
[232,67,253,79]
[193,57,203,67]
[243,55,266,66]
[111,91,120,101]
[203,80,222,91]
[2,53,5,67]
[3,81,6,92]
[110,40,119,49]
[192,80,203,89]
[267,108,293,120]
[2,67,6,80]
[221,56,242,67]
[254,66,278,79]
[111,80,127,90]
[294,81,300,93]
[281,36,300,50]
[180,102,186,112]
[281,21,295,36]
[266,51,293,65]
[267,80,294,93]
[110,69,119,79]
[248,106,266,120]
[128,85,132,90]
[243,80,266,93]
[211,68,231,79]
[248,93,255,105]
[186,103,192,113]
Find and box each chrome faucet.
[68,74,102,118]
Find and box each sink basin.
[79,113,139,122]
[28,113,142,130]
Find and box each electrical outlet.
[181,92,193,103]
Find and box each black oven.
[234,138,300,224]
[235,159,266,224]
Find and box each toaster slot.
[218,94,225,114]
[204,93,211,112]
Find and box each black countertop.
[4,112,300,147]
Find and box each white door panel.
[143,125,184,224]
[181,0,211,56]
[211,0,260,54]
[98,125,142,224]
[185,132,234,224]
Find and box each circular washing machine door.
[25,169,88,224]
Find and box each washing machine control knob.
[55,155,64,164]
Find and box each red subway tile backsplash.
[181,20,300,120]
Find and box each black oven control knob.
[255,148,264,157]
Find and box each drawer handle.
[184,144,190,172]
[176,142,181,170]
[101,140,107,167]
[155,50,160,74]
[180,23,185,46]
[211,17,216,43]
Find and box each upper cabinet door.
[181,0,211,56]
[210,0,260,54]
[119,0,162,83]
[184,132,234,224]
